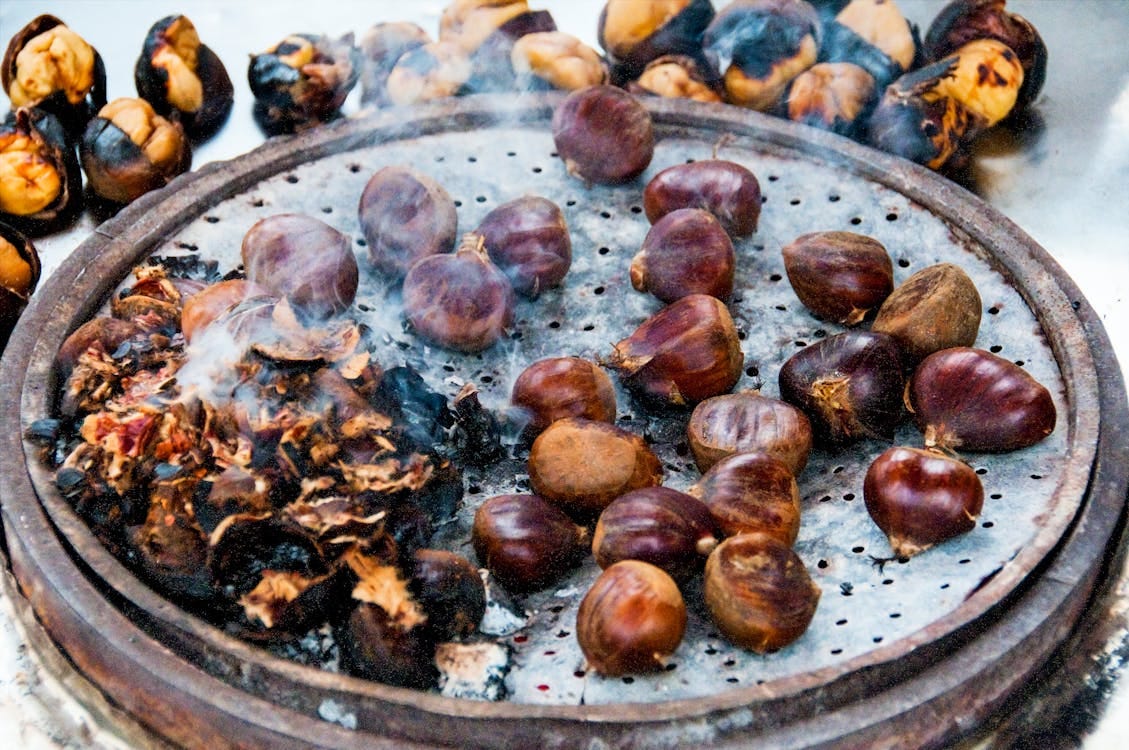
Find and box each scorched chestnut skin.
[0,108,83,233]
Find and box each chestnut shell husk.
[0,108,84,233]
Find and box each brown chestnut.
[864,446,984,558]
[630,207,735,303]
[358,165,458,279]
[510,356,617,434]
[576,560,687,676]
[592,487,719,581]
[642,159,761,238]
[907,347,1056,453]
[55,316,141,378]
[703,532,820,653]
[781,230,894,325]
[871,262,981,365]
[384,41,473,105]
[402,233,515,352]
[408,549,487,641]
[0,108,83,233]
[0,221,41,350]
[471,493,588,593]
[689,452,801,545]
[778,330,906,444]
[551,85,654,185]
[241,214,358,320]
[475,195,571,297]
[687,391,812,474]
[834,0,918,73]
[527,417,663,519]
[180,279,274,343]
[785,62,878,139]
[607,293,744,407]
[337,602,437,689]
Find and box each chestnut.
[0,108,83,233]
[597,0,716,85]
[358,165,458,279]
[832,0,918,74]
[687,391,812,474]
[358,22,432,107]
[907,347,1056,453]
[781,230,894,325]
[384,41,473,105]
[630,207,736,303]
[408,549,487,641]
[527,417,663,519]
[864,446,984,558]
[778,330,906,444]
[642,159,762,238]
[446,4,559,95]
[592,487,719,581]
[510,31,609,92]
[607,293,744,407]
[134,15,233,139]
[475,195,571,297]
[401,233,514,353]
[439,0,535,55]
[180,279,275,343]
[551,85,654,185]
[628,54,724,103]
[871,262,981,365]
[55,316,141,378]
[337,602,437,689]
[576,560,687,676]
[240,214,358,320]
[688,452,801,545]
[80,97,192,205]
[785,62,878,139]
[471,493,588,593]
[510,356,617,435]
[248,33,360,134]
[704,532,819,653]
[0,221,41,350]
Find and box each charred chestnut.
[597,0,716,85]
[551,85,654,185]
[55,316,141,377]
[510,356,617,435]
[385,41,473,105]
[785,62,877,138]
[0,108,83,232]
[441,2,559,94]
[630,208,736,303]
[439,0,536,54]
[510,31,609,92]
[689,452,801,545]
[358,22,432,106]
[831,0,918,75]
[628,54,724,103]
[687,391,813,474]
[248,33,360,134]
[0,221,41,349]
[871,262,981,365]
[358,165,458,279]
[80,97,192,205]
[472,493,588,592]
[642,159,762,238]
[475,195,571,297]
[409,549,487,641]
[338,602,437,689]
[781,230,893,325]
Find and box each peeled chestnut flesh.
[628,54,723,103]
[472,493,588,593]
[704,532,820,653]
[687,391,812,474]
[864,446,984,558]
[475,195,571,297]
[551,85,654,185]
[908,347,1056,453]
[0,221,41,350]
[782,230,893,325]
[359,165,458,279]
[528,417,663,519]
[402,233,514,352]
[576,560,687,676]
[592,487,719,582]
[630,208,735,303]
[642,159,761,238]
[0,108,83,232]
[778,330,905,443]
[408,549,487,641]
[510,356,616,435]
[872,262,981,365]
[689,452,802,545]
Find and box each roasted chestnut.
[337,602,437,689]
[907,347,1056,453]
[401,233,514,353]
[528,417,663,519]
[778,330,905,443]
[408,549,487,641]
[781,230,893,325]
[831,0,918,75]
[510,31,609,92]
[689,452,801,545]
[358,22,432,106]
[864,445,984,558]
[871,262,981,365]
[630,207,736,303]
[607,293,744,407]
[471,493,588,593]
[592,487,719,581]
[785,62,878,138]
[597,0,716,85]
[0,108,83,232]
[687,390,812,474]
[701,0,822,111]
[248,33,360,134]
[0,221,41,350]
[2,14,106,135]
[358,165,458,279]
[443,4,559,94]
[628,54,724,103]
[439,0,535,54]
[475,195,571,297]
[576,559,687,675]
[240,214,358,320]
[134,15,233,139]
[510,356,617,435]
[551,85,654,185]
[384,41,473,105]
[80,97,192,205]
[180,278,274,343]
[642,159,762,238]
[129,483,214,603]
[703,532,820,653]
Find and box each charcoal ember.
[371,365,455,449]
[384,503,435,558]
[452,383,505,465]
[207,513,328,600]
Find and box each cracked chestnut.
[358,22,432,106]
[248,33,360,134]
[597,0,716,85]
[510,31,608,92]
[631,207,735,303]
[643,159,762,238]
[472,493,588,593]
[781,230,894,325]
[551,85,654,185]
[0,108,83,232]
[0,221,41,350]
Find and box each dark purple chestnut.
[401,233,514,352]
[871,262,981,365]
[785,62,878,139]
[248,33,360,134]
[471,493,589,593]
[475,195,571,297]
[358,22,432,106]
[689,452,801,545]
[781,230,893,325]
[551,85,654,185]
[510,356,617,434]
[907,347,1056,453]
[864,445,984,558]
[0,221,41,350]
[597,0,716,85]
[630,207,735,303]
[778,330,906,444]
[642,159,761,238]
[607,293,744,407]
[628,54,724,103]
[0,108,83,233]
[408,549,487,641]
[510,32,609,92]
[358,165,458,279]
[687,391,813,474]
[240,213,358,320]
[592,487,719,582]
